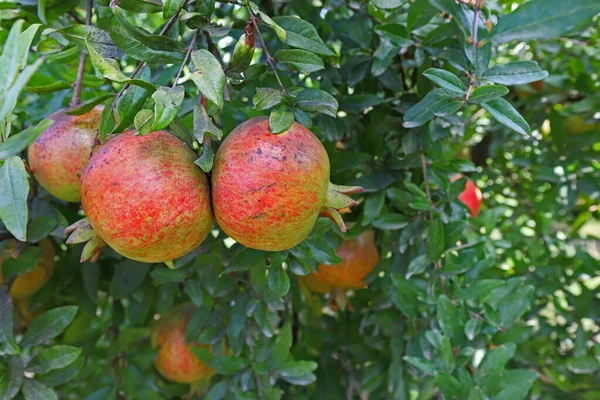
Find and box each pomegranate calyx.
[66,218,106,263]
[320,182,363,231]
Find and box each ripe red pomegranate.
[28,106,102,202]
[299,231,380,293]
[458,179,483,217]
[212,117,362,251]
[151,303,215,385]
[80,130,213,263]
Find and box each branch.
[113,0,188,105]
[246,6,285,93]
[172,30,199,88]
[70,0,93,107]
[420,152,433,222]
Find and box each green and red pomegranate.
[151,304,216,385]
[211,117,362,251]
[78,130,213,263]
[28,106,102,202]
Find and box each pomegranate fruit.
[79,130,213,263]
[0,239,54,299]
[212,117,362,251]
[458,179,483,217]
[28,106,102,202]
[299,231,380,293]
[151,303,215,384]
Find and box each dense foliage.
[1,0,599,399]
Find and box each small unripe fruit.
[28,106,102,202]
[458,179,483,217]
[151,304,215,384]
[299,231,380,293]
[212,117,362,251]
[80,130,213,263]
[0,239,54,299]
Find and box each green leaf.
[119,0,163,13]
[134,110,154,134]
[36,355,84,387]
[0,157,29,241]
[402,356,437,375]
[0,57,44,124]
[271,322,292,367]
[566,356,600,374]
[405,254,431,279]
[0,119,53,160]
[57,25,123,59]
[494,370,538,400]
[183,280,204,307]
[27,346,82,374]
[468,85,509,103]
[256,10,287,41]
[423,68,466,94]
[268,263,290,297]
[22,379,58,400]
[305,238,343,265]
[274,49,324,74]
[195,141,214,173]
[374,24,414,47]
[253,88,283,111]
[277,360,318,385]
[482,61,548,86]
[191,49,226,110]
[162,0,184,19]
[403,89,457,128]
[66,95,114,116]
[109,260,150,299]
[481,98,530,136]
[211,356,249,375]
[475,343,516,390]
[113,66,153,132]
[0,20,24,93]
[0,290,19,355]
[20,306,79,348]
[427,219,445,261]
[372,214,409,230]
[437,295,461,339]
[85,35,155,93]
[371,0,404,9]
[150,86,184,132]
[269,107,294,134]
[464,318,481,341]
[498,285,534,328]
[490,0,600,43]
[436,372,467,399]
[18,24,41,69]
[4,356,24,399]
[111,6,185,63]
[294,88,338,117]
[458,280,504,301]
[2,247,41,281]
[272,16,335,56]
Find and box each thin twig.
[113,0,188,105]
[465,0,483,100]
[246,6,285,93]
[469,310,506,332]
[70,0,93,107]
[172,30,199,88]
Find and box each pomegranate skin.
[458,179,483,217]
[212,117,331,251]
[80,130,213,263]
[151,304,215,384]
[28,106,102,202]
[299,231,380,293]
